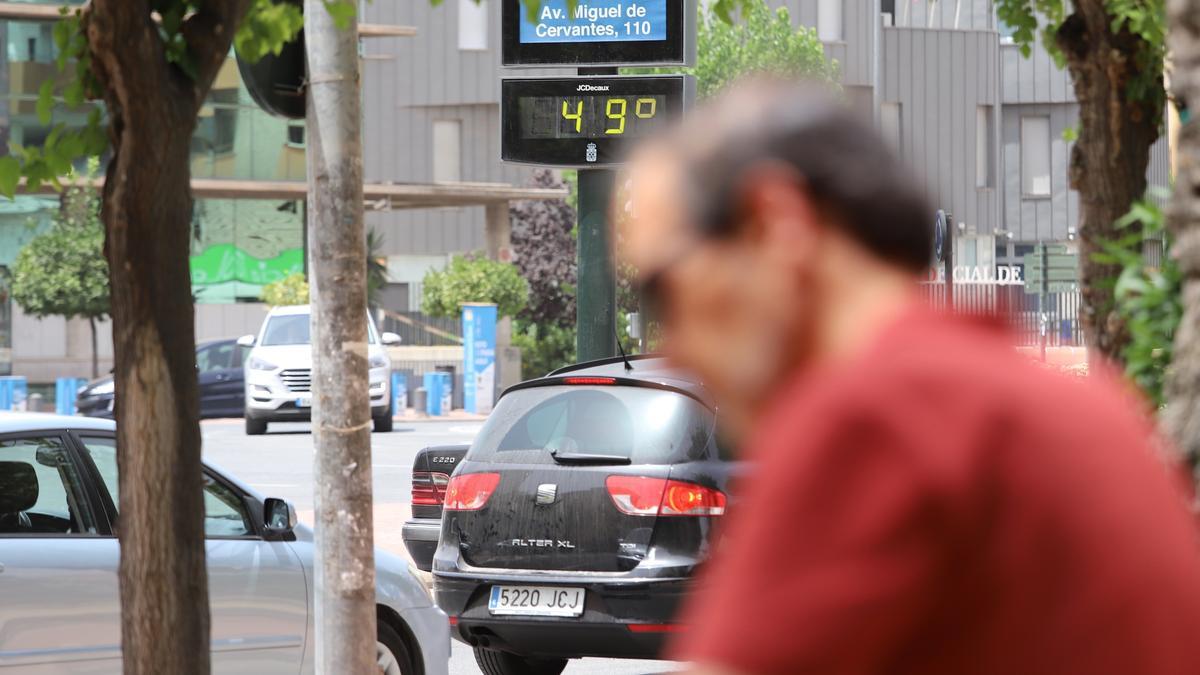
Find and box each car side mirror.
[264,497,297,538]
[381,331,401,346]
[237,334,256,348]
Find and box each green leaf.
[0,156,21,198]
[36,80,55,126]
[323,0,357,30]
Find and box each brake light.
[563,377,616,385]
[411,471,450,506]
[606,476,726,517]
[444,473,500,511]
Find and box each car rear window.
[470,385,715,465]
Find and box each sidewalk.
[395,407,488,422]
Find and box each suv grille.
[280,368,311,392]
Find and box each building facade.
[791,0,1170,276]
[0,0,1173,381]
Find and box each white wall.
[11,302,268,383]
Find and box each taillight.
[411,471,450,506]
[606,476,726,517]
[444,473,501,511]
[563,376,616,385]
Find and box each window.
[432,120,462,182]
[80,437,252,538]
[458,0,489,50]
[0,435,96,535]
[976,106,993,188]
[261,313,378,346]
[202,477,252,537]
[261,314,311,346]
[880,102,902,155]
[287,124,305,147]
[1021,116,1051,197]
[818,0,843,41]
[472,386,715,465]
[197,342,236,373]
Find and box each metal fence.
[919,282,1084,347]
[378,309,463,347]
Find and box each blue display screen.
[519,0,667,44]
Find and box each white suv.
[238,305,400,435]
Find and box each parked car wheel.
[473,647,567,675]
[376,621,414,675]
[373,412,394,433]
[245,416,267,436]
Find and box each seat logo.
[536,483,557,505]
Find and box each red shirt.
[673,307,1200,675]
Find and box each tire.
[245,416,267,435]
[473,647,567,675]
[376,620,415,675]
[373,412,394,433]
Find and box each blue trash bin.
[391,372,408,414]
[0,376,28,411]
[438,372,452,414]
[56,377,87,415]
[423,372,443,416]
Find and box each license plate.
[296,396,311,408]
[488,585,585,617]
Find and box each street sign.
[1033,244,1069,256]
[501,75,694,166]
[1023,252,1078,272]
[502,0,697,67]
[1025,267,1077,284]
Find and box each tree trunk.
[89,315,98,380]
[1165,0,1200,469]
[82,1,249,672]
[304,2,376,672]
[1055,5,1163,364]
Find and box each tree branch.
[181,0,254,110]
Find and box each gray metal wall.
[997,43,1172,241]
[774,0,875,86]
[362,0,538,257]
[1000,41,1073,104]
[888,0,995,31]
[879,26,1001,236]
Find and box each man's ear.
[736,162,823,266]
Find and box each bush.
[260,272,309,307]
[421,254,528,319]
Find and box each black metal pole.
[575,67,618,362]
[944,212,954,310]
[576,168,617,361]
[1041,243,1049,362]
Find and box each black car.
[432,355,736,675]
[76,338,250,419]
[403,444,470,571]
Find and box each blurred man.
[617,80,1200,675]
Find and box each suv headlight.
[368,354,389,369]
[247,356,278,371]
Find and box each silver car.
[0,412,448,674]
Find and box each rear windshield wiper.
[549,450,632,465]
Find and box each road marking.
[447,424,482,435]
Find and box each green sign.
[1026,267,1078,284]
[1023,253,1078,271]
[190,244,304,286]
[1033,243,1069,256]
